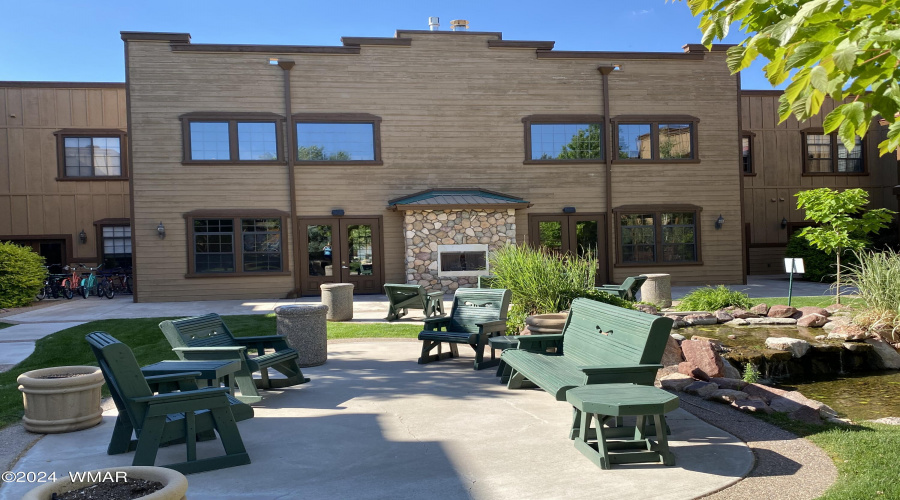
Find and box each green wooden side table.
[488,335,518,375]
[565,383,679,469]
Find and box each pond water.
[679,325,900,421]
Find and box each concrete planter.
[523,312,569,335]
[22,466,188,500]
[17,366,104,434]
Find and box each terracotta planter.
[22,466,188,500]
[523,312,569,335]
[17,365,104,433]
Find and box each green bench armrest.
[578,364,663,385]
[173,346,246,362]
[422,317,451,330]
[232,335,286,344]
[578,364,663,374]
[133,386,230,405]
[173,346,246,353]
[514,334,563,351]
[476,320,507,335]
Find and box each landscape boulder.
[764,337,811,358]
[749,303,769,316]
[767,305,798,318]
[660,336,684,366]
[863,339,900,369]
[684,381,719,398]
[744,317,797,325]
[797,314,828,328]
[636,304,658,315]
[678,363,711,381]
[731,308,758,319]
[708,389,747,404]
[665,315,687,329]
[719,356,742,379]
[732,397,772,413]
[659,373,694,392]
[715,309,734,323]
[798,306,830,318]
[829,323,868,341]
[709,377,747,391]
[679,339,725,378]
[724,318,749,326]
[683,313,718,326]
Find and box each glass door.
[298,217,383,295]
[528,214,608,284]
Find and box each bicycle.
[57,265,80,300]
[99,267,131,296]
[35,265,69,300]
[78,264,111,299]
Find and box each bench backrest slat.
[562,298,671,366]
[448,288,511,333]
[159,313,237,349]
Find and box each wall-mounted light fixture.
[157,222,166,239]
[562,206,576,214]
[781,217,788,229]
[78,229,87,244]
[715,215,725,230]
[331,209,345,217]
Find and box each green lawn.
[0,315,420,429]
[0,322,13,330]
[757,413,900,499]
[749,296,863,309]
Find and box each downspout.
[278,60,302,296]
[598,66,616,283]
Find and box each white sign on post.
[784,258,805,274]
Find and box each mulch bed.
[53,479,164,500]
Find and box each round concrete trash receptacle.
[640,273,672,308]
[320,283,354,321]
[275,304,328,367]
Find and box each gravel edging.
[677,392,837,500]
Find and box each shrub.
[675,285,752,312]
[742,364,760,384]
[0,242,46,308]
[488,243,631,333]
[846,249,900,341]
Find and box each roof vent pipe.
[450,19,469,31]
[428,17,440,31]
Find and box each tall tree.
[795,188,894,303]
[558,124,603,159]
[676,0,900,155]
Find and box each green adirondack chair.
[417,288,512,370]
[384,284,445,321]
[86,332,253,474]
[595,275,647,301]
[159,313,309,404]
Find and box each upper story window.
[615,205,701,266]
[803,131,864,174]
[742,134,754,175]
[522,115,604,162]
[181,112,283,164]
[54,129,127,180]
[612,116,700,162]
[185,210,288,277]
[293,113,382,164]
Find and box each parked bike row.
[36,264,132,301]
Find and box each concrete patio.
[0,341,753,500]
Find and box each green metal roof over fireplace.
[387,189,532,211]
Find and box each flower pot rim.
[21,466,188,500]
[17,366,104,389]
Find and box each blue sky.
[0,0,778,89]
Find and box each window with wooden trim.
[521,115,605,162]
[186,213,285,276]
[803,132,864,174]
[101,225,132,269]
[742,135,753,174]
[612,116,699,162]
[54,129,127,179]
[617,207,700,265]
[294,113,382,164]
[181,113,283,164]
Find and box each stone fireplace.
[403,209,516,293]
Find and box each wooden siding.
[126,33,743,301]
[0,85,129,264]
[742,94,900,273]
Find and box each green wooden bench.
[417,288,511,370]
[594,275,647,301]
[500,298,673,400]
[567,384,679,469]
[159,313,309,404]
[384,283,445,321]
[86,332,253,474]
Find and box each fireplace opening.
[437,244,489,277]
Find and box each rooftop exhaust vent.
[428,17,439,31]
[450,19,469,31]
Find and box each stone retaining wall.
[404,209,516,293]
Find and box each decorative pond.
[680,325,900,420]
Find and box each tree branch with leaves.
[675,0,900,156]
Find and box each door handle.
[341,266,349,269]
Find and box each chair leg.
[266,360,310,388]
[232,369,262,404]
[107,415,136,455]
[418,340,455,364]
[132,416,166,467]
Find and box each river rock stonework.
[403,209,516,294]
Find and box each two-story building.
[121,29,745,302]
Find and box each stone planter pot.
[22,466,188,500]
[17,366,104,434]
[276,304,328,367]
[523,312,569,335]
